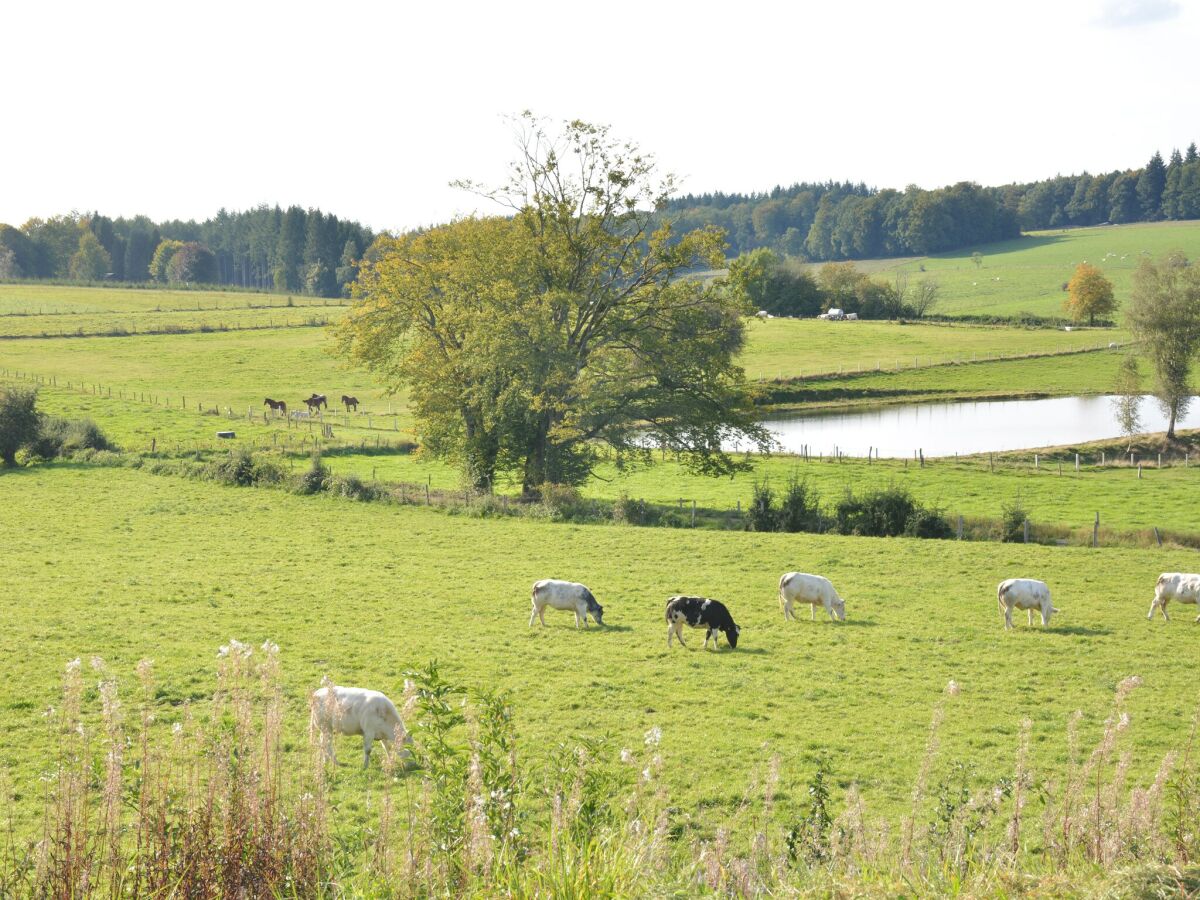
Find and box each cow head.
[586,596,605,626]
[834,598,847,621]
[725,624,740,649]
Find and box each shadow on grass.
[593,624,634,633]
[1044,625,1112,637]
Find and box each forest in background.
[2,143,1199,297]
[0,206,373,298]
[663,144,1200,260]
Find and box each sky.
[2,0,1197,234]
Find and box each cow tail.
[778,573,790,611]
[997,582,1007,615]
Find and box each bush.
[293,453,330,495]
[749,480,778,532]
[612,494,657,526]
[904,507,954,539]
[207,448,257,486]
[329,473,383,501]
[0,386,41,466]
[835,487,919,537]
[999,497,1029,542]
[536,483,592,521]
[26,416,113,460]
[779,475,823,533]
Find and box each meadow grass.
[0,305,342,338]
[826,220,1200,319]
[0,282,334,315]
[2,464,1198,848]
[742,317,1122,380]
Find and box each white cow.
[310,685,411,768]
[779,572,846,622]
[997,578,1059,629]
[1147,572,1200,622]
[530,579,605,628]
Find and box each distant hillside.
[663,144,1200,262]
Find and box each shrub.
[207,448,257,486]
[835,487,919,537]
[293,453,329,495]
[778,475,823,533]
[904,506,954,539]
[999,497,1029,542]
[749,480,778,532]
[329,473,383,501]
[612,494,657,526]
[0,386,40,466]
[536,483,591,521]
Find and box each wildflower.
[642,767,653,782]
[261,640,280,655]
[620,748,634,764]
[945,680,961,697]
[644,725,662,747]
[510,828,520,838]
[172,723,183,735]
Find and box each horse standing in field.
[304,394,327,413]
[264,398,287,416]
[342,395,359,412]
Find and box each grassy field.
[741,317,1120,380]
[1,463,1197,845]
[818,220,1200,319]
[0,282,337,315]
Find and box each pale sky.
[2,0,1197,234]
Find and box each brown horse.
[304,394,327,413]
[342,395,359,412]
[264,397,287,415]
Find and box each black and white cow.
[665,596,740,650]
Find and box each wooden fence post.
[1138,464,1142,479]
[1023,518,1030,543]
[1093,512,1099,548]
[691,500,696,528]
[1034,454,1039,469]
[957,515,963,540]
[1075,453,1079,472]
[1154,526,1162,547]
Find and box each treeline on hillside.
[664,143,1200,261]
[0,207,373,298]
[729,249,944,320]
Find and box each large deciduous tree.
[1125,251,1200,439]
[0,387,40,467]
[68,232,112,281]
[1064,262,1115,325]
[338,115,768,493]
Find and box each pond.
[751,395,1200,458]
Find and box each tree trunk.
[1167,401,1178,440]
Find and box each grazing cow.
[1146,572,1200,622]
[530,579,604,628]
[755,310,770,319]
[778,572,846,622]
[665,596,740,650]
[997,578,1059,630]
[310,684,412,768]
[342,395,359,412]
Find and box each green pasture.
[0,306,343,339]
[850,220,1200,318]
[1,464,1196,841]
[742,317,1121,380]
[0,329,410,427]
[0,282,335,316]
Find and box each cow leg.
[711,628,720,650]
[324,732,339,766]
[667,623,675,648]
[362,735,373,769]
[1004,606,1013,630]
[675,622,686,647]
[574,609,582,629]
[1027,608,1033,627]
[539,606,547,626]
[1161,598,1171,622]
[529,605,539,627]
[811,603,816,621]
[827,602,837,622]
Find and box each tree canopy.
[1064,263,1116,325]
[1125,252,1200,438]
[338,115,768,493]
